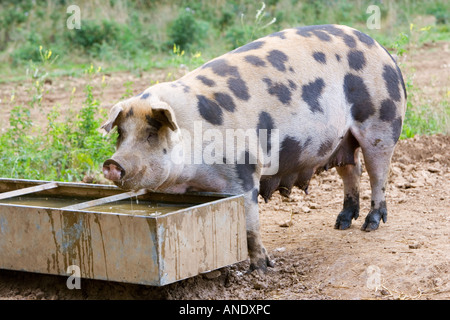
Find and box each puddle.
[0,196,83,208]
[0,196,191,216]
[88,201,190,216]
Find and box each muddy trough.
[0,178,247,286]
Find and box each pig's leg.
[359,144,395,231]
[245,190,274,272]
[334,150,362,230]
[235,152,273,272]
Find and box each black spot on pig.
[379,46,407,99]
[126,107,134,118]
[296,26,314,38]
[343,74,375,122]
[267,50,288,72]
[379,99,397,122]
[312,30,331,41]
[141,92,150,99]
[214,92,236,112]
[259,136,312,201]
[353,29,375,47]
[202,59,239,78]
[336,54,341,62]
[391,117,403,143]
[395,64,407,99]
[279,136,303,174]
[296,25,335,41]
[288,80,297,90]
[317,139,334,157]
[244,55,266,67]
[302,77,325,113]
[347,50,366,71]
[178,82,190,93]
[320,24,345,37]
[196,75,216,87]
[228,77,250,101]
[313,51,326,64]
[268,31,286,39]
[383,65,401,102]
[236,151,256,192]
[203,59,250,101]
[233,41,265,53]
[145,115,162,131]
[197,95,223,125]
[257,111,275,155]
[263,78,292,105]
[343,34,356,48]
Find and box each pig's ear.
[151,101,178,131]
[101,103,123,134]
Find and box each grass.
[0,0,449,182]
[0,59,117,182]
[2,1,448,74]
[401,95,450,139]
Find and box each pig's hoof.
[361,207,387,232]
[248,255,275,274]
[334,206,359,230]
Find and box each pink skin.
[102,163,123,182]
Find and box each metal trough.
[0,178,247,286]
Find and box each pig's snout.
[102,159,126,182]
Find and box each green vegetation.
[0,0,449,182]
[0,53,116,181]
[2,0,449,74]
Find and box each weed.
[226,2,277,48]
[121,81,135,100]
[389,24,449,139]
[0,49,116,182]
[170,44,204,70]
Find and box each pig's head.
[101,95,184,191]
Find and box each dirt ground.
[0,42,448,300]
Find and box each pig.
[101,24,407,272]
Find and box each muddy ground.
[0,41,449,300]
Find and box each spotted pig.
[101,25,407,272]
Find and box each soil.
[0,42,449,300]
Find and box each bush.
[425,0,449,24]
[66,19,121,53]
[167,9,208,50]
